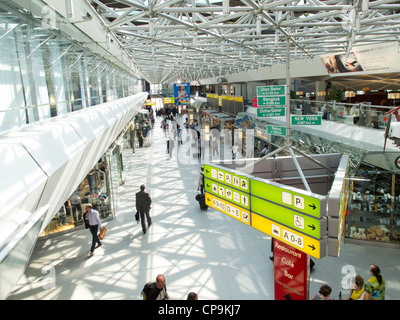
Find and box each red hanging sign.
[273,239,310,300]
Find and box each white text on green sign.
[257,85,286,97]
[251,178,327,218]
[267,125,287,136]
[204,178,250,210]
[257,96,286,106]
[203,164,250,194]
[251,196,327,239]
[257,107,285,118]
[291,115,322,126]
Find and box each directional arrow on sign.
[309,204,316,210]
[251,195,326,239]
[308,244,316,251]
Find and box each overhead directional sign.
[257,85,286,97]
[257,85,287,106]
[251,178,327,218]
[205,178,250,210]
[251,196,326,239]
[252,213,326,259]
[202,154,349,261]
[205,193,250,226]
[203,164,250,194]
[257,96,286,107]
[257,107,285,118]
[291,115,322,126]
[267,125,286,137]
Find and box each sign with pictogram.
[205,193,250,226]
[251,212,326,259]
[204,178,250,210]
[251,196,326,239]
[203,164,250,194]
[251,178,327,218]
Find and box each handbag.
[84,211,89,229]
[99,227,107,240]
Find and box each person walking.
[167,136,175,159]
[177,124,183,145]
[136,184,152,234]
[197,166,205,194]
[364,264,385,300]
[141,274,170,300]
[85,203,102,256]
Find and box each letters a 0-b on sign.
[252,213,326,260]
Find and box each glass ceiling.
[20,0,400,84]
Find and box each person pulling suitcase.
[196,166,208,210]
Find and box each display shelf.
[348,209,400,243]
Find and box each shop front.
[39,121,134,238]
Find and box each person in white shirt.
[85,203,102,256]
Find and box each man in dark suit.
[136,184,152,234]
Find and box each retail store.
[40,120,136,238]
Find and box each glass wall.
[0,1,141,134]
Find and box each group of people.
[136,112,154,147]
[311,264,385,300]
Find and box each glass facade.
[0,1,144,237]
[0,1,141,134]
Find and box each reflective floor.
[8,111,400,300]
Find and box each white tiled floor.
[8,112,400,300]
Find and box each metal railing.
[290,99,394,129]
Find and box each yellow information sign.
[205,193,250,226]
[251,213,326,259]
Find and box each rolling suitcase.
[195,193,208,210]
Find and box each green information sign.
[257,85,286,97]
[251,196,326,239]
[203,164,250,194]
[251,178,327,218]
[267,125,287,137]
[291,115,322,126]
[204,178,250,210]
[257,107,285,118]
[257,96,286,106]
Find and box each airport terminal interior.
[1,0,400,301]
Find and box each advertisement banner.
[320,42,399,75]
[174,82,190,106]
